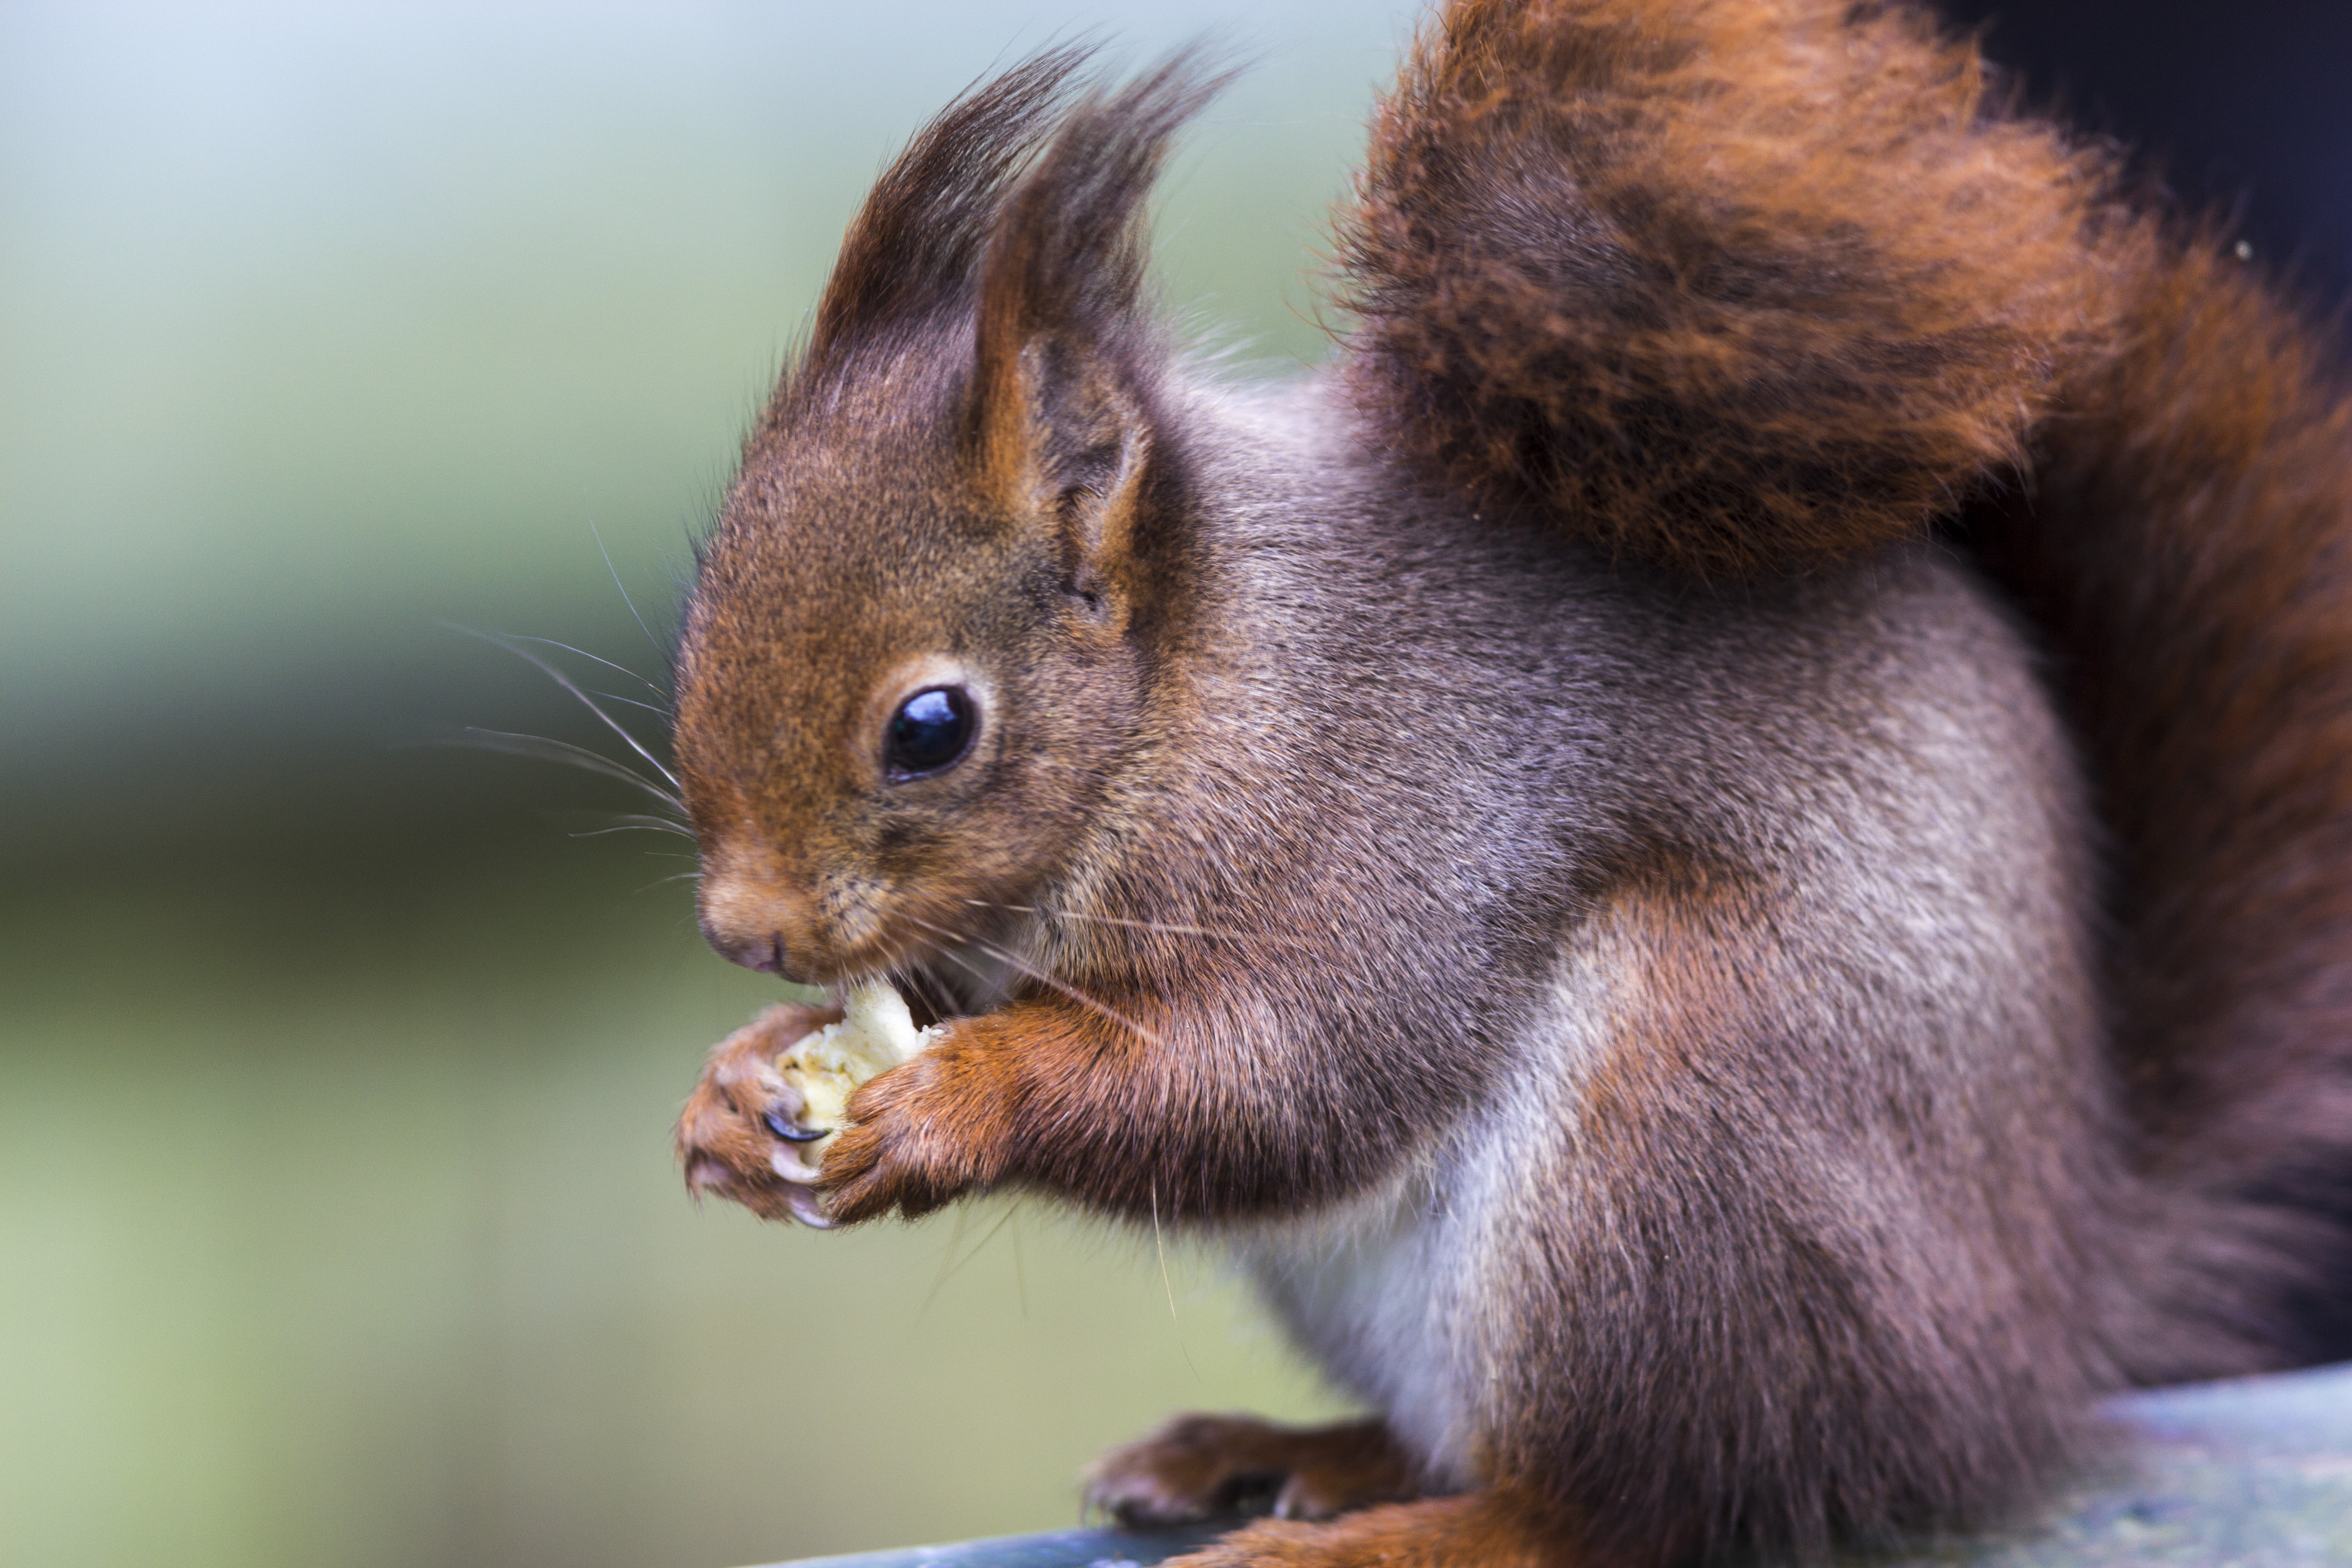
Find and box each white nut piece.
[770,980,945,1184]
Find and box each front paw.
[818,1044,1013,1224]
[675,1002,842,1227]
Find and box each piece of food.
[769,980,944,1185]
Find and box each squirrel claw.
[674,1001,847,1225]
[763,1108,828,1143]
[780,1185,837,1229]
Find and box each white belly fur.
[1228,1160,1478,1485]
[1220,971,1598,1490]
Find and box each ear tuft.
[796,44,1097,387]
[964,53,1227,561]
[971,51,1228,405]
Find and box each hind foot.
[1166,1492,1569,1568]
[1086,1415,1416,1524]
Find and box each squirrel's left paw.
[675,1002,842,1227]
[818,1043,1013,1224]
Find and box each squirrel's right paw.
[674,1001,843,1227]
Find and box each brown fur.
[1340,0,2121,576]
[1172,1492,1568,1568]
[674,1002,843,1225]
[1963,227,2352,1372]
[1087,1416,1418,1524]
[1497,866,2114,1562]
[662,3,2352,1564]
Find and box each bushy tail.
[1970,234,2352,1377]
[1338,0,2118,577]
[1340,0,2352,1375]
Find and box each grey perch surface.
[747,1362,2352,1568]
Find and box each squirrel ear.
[973,332,1152,579]
[963,53,1220,577]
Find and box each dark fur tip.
[799,43,1096,383]
[783,43,1231,426]
[1335,0,2124,578]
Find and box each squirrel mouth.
[866,966,954,1032]
[840,908,1035,1028]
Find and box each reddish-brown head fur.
[671,53,1219,987]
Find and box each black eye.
[884,686,977,779]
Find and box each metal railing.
[750,1362,2352,1568]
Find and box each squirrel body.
[668,4,2352,1563]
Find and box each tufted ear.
[975,333,1153,593]
[798,45,1090,385]
[965,54,1223,585]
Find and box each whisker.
[459,727,685,812]
[1149,1180,1205,1383]
[884,957,953,1029]
[466,630,682,792]
[911,964,958,1024]
[921,939,1009,995]
[634,871,702,893]
[958,898,1225,939]
[921,1201,1021,1317]
[918,1206,975,1324]
[883,958,916,1022]
[1152,1183,1179,1326]
[958,897,1339,960]
[500,632,668,698]
[591,689,674,719]
[569,822,698,840]
[903,912,1163,1048]
[590,515,670,668]
[598,812,696,837]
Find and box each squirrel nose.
[701,922,787,976]
[696,863,817,979]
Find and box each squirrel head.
[671,50,1217,987]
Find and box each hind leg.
[1167,1491,1574,1567]
[1085,1415,1416,1524]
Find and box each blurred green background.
[0,5,1418,1565]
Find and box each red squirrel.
[666,2,2352,1563]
